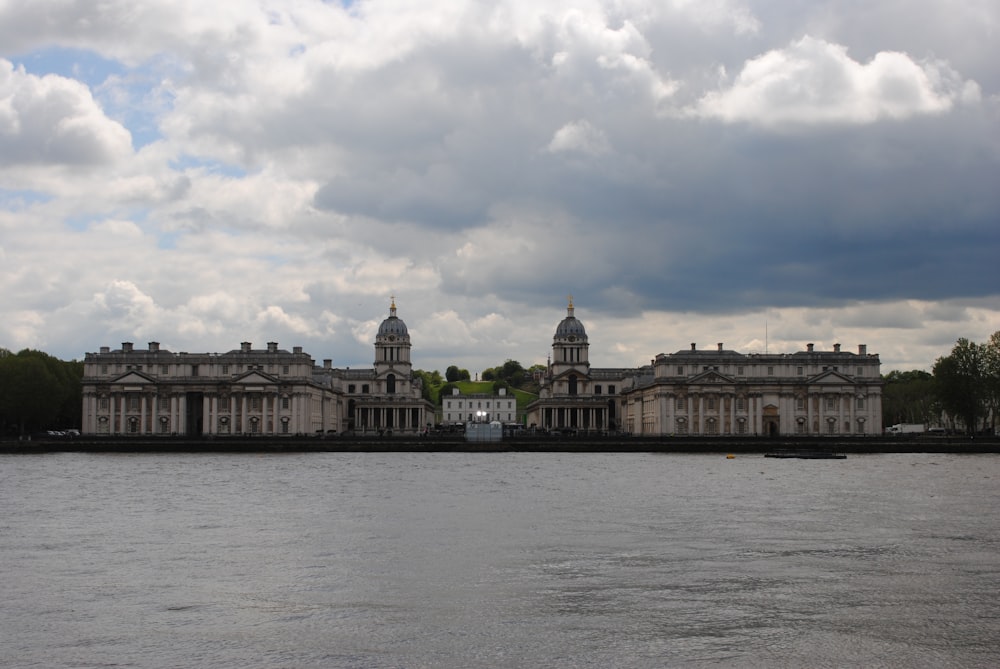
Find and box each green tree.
[0,351,68,436]
[933,338,988,435]
[881,370,937,428]
[983,331,1000,433]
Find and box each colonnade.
[82,388,328,436]
[539,404,607,431]
[352,405,424,433]
[625,388,875,436]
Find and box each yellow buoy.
[726,454,735,459]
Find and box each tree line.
[884,331,1000,435]
[0,349,83,437]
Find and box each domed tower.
[374,297,412,383]
[551,296,590,375]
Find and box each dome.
[554,298,587,339]
[378,299,409,337]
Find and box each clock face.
[568,336,576,342]
[388,335,396,341]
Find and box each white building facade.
[80,341,339,436]
[620,342,883,436]
[441,387,518,425]
[529,300,883,437]
[81,301,434,436]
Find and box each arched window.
[387,374,396,394]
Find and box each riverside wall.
[3,434,998,454]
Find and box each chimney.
[859,344,867,356]
[293,346,302,354]
[122,342,133,353]
[807,343,814,352]
[267,342,278,353]
[100,346,110,354]
[717,343,723,351]
[323,359,332,369]
[834,343,841,352]
[241,342,252,353]
[691,343,697,351]
[148,341,159,352]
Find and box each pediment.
[233,371,278,385]
[111,371,156,384]
[808,370,854,385]
[686,370,735,385]
[550,368,591,383]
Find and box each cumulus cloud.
[547,120,611,155]
[0,59,132,166]
[695,36,981,125]
[0,1,997,375]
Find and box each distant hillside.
[432,381,537,421]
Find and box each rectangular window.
[362,385,369,394]
[825,397,836,411]
[856,367,863,377]
[736,397,746,411]
[282,397,290,410]
[161,364,169,374]
[159,397,170,411]
[221,365,229,374]
[250,396,262,411]
[128,395,139,411]
[191,365,199,377]
[676,366,683,375]
[348,384,356,394]
[283,365,290,374]
[608,385,615,394]
[676,397,686,410]
[797,366,803,375]
[767,366,774,375]
[99,397,109,410]
[101,364,108,374]
[796,397,805,411]
[595,385,602,395]
[737,366,744,375]
[706,398,716,410]
[856,397,865,409]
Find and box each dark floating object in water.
[765,450,847,459]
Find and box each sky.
[1,0,998,375]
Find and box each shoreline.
[3,435,998,454]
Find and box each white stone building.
[621,341,883,436]
[525,299,633,432]
[529,300,883,436]
[80,301,434,436]
[338,300,435,434]
[80,341,339,436]
[441,387,518,426]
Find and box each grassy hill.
[431,381,537,422]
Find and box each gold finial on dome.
[390,295,397,316]
[567,294,574,317]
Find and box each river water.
[2,452,998,668]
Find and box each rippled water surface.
[2,452,999,668]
